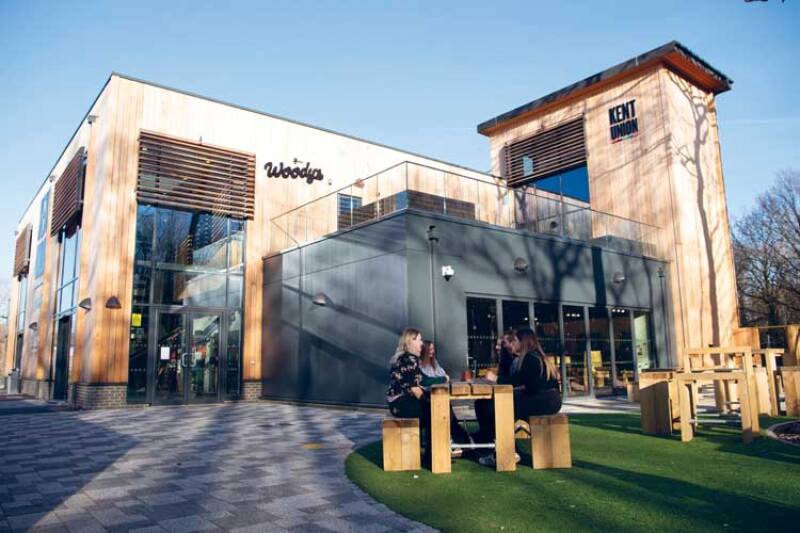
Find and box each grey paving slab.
[0,402,432,532]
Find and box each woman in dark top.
[473,327,562,450]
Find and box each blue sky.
[0,0,798,283]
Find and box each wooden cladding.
[13,224,32,278]
[504,118,586,187]
[137,131,256,220]
[50,148,86,236]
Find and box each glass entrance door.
[563,305,589,396]
[152,311,224,405]
[187,313,221,403]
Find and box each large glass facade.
[128,204,245,403]
[533,165,590,203]
[465,295,653,398]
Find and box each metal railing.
[269,161,662,258]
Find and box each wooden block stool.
[382,418,421,472]
[530,414,572,469]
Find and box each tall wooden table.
[676,370,756,444]
[430,382,515,474]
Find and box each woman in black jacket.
[473,327,562,450]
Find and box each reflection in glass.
[153,270,227,307]
[466,297,497,370]
[589,307,612,396]
[502,300,530,331]
[189,314,220,401]
[155,313,184,403]
[127,306,149,402]
[226,310,241,399]
[613,308,634,390]
[534,302,562,384]
[563,305,588,396]
[156,209,228,270]
[135,205,155,261]
[634,310,654,371]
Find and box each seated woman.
[473,327,561,463]
[419,340,449,387]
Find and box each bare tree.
[733,169,800,325]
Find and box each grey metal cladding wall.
[403,212,671,373]
[262,215,410,406]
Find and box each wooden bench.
[382,418,421,471]
[529,414,572,469]
[783,366,800,417]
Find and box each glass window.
[466,297,497,371]
[533,302,562,380]
[563,305,588,396]
[589,307,612,396]
[533,164,590,203]
[156,209,228,270]
[154,270,227,308]
[229,219,244,269]
[38,192,50,240]
[58,282,74,314]
[613,308,635,389]
[502,300,530,331]
[34,240,47,279]
[133,264,152,305]
[16,277,28,333]
[61,230,78,282]
[135,205,155,262]
[633,310,655,371]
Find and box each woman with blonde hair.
[474,327,562,463]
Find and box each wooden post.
[493,385,516,472]
[626,382,640,402]
[742,349,760,433]
[640,372,673,435]
[430,384,451,474]
[787,326,800,366]
[763,350,781,417]
[783,367,800,417]
[737,375,754,444]
[678,379,694,442]
[530,414,572,469]
[753,368,772,415]
[382,418,421,472]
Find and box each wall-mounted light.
[28,322,38,331]
[312,292,329,306]
[87,114,98,124]
[78,298,92,311]
[105,296,122,309]
[513,257,529,273]
[613,272,626,284]
[48,174,57,183]
[549,220,559,231]
[657,267,665,279]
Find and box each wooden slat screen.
[137,131,256,220]
[13,224,32,278]
[50,147,86,236]
[503,118,586,187]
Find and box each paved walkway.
[0,395,70,416]
[0,403,434,533]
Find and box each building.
[4,41,738,408]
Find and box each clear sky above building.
[0,0,797,284]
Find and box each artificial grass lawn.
[345,414,800,533]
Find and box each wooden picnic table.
[430,382,515,474]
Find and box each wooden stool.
[382,418,421,472]
[626,382,640,402]
[530,414,572,469]
[640,376,674,435]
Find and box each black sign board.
[608,99,638,143]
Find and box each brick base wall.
[21,379,51,399]
[74,384,128,409]
[241,380,261,401]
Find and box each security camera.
[441,265,455,281]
